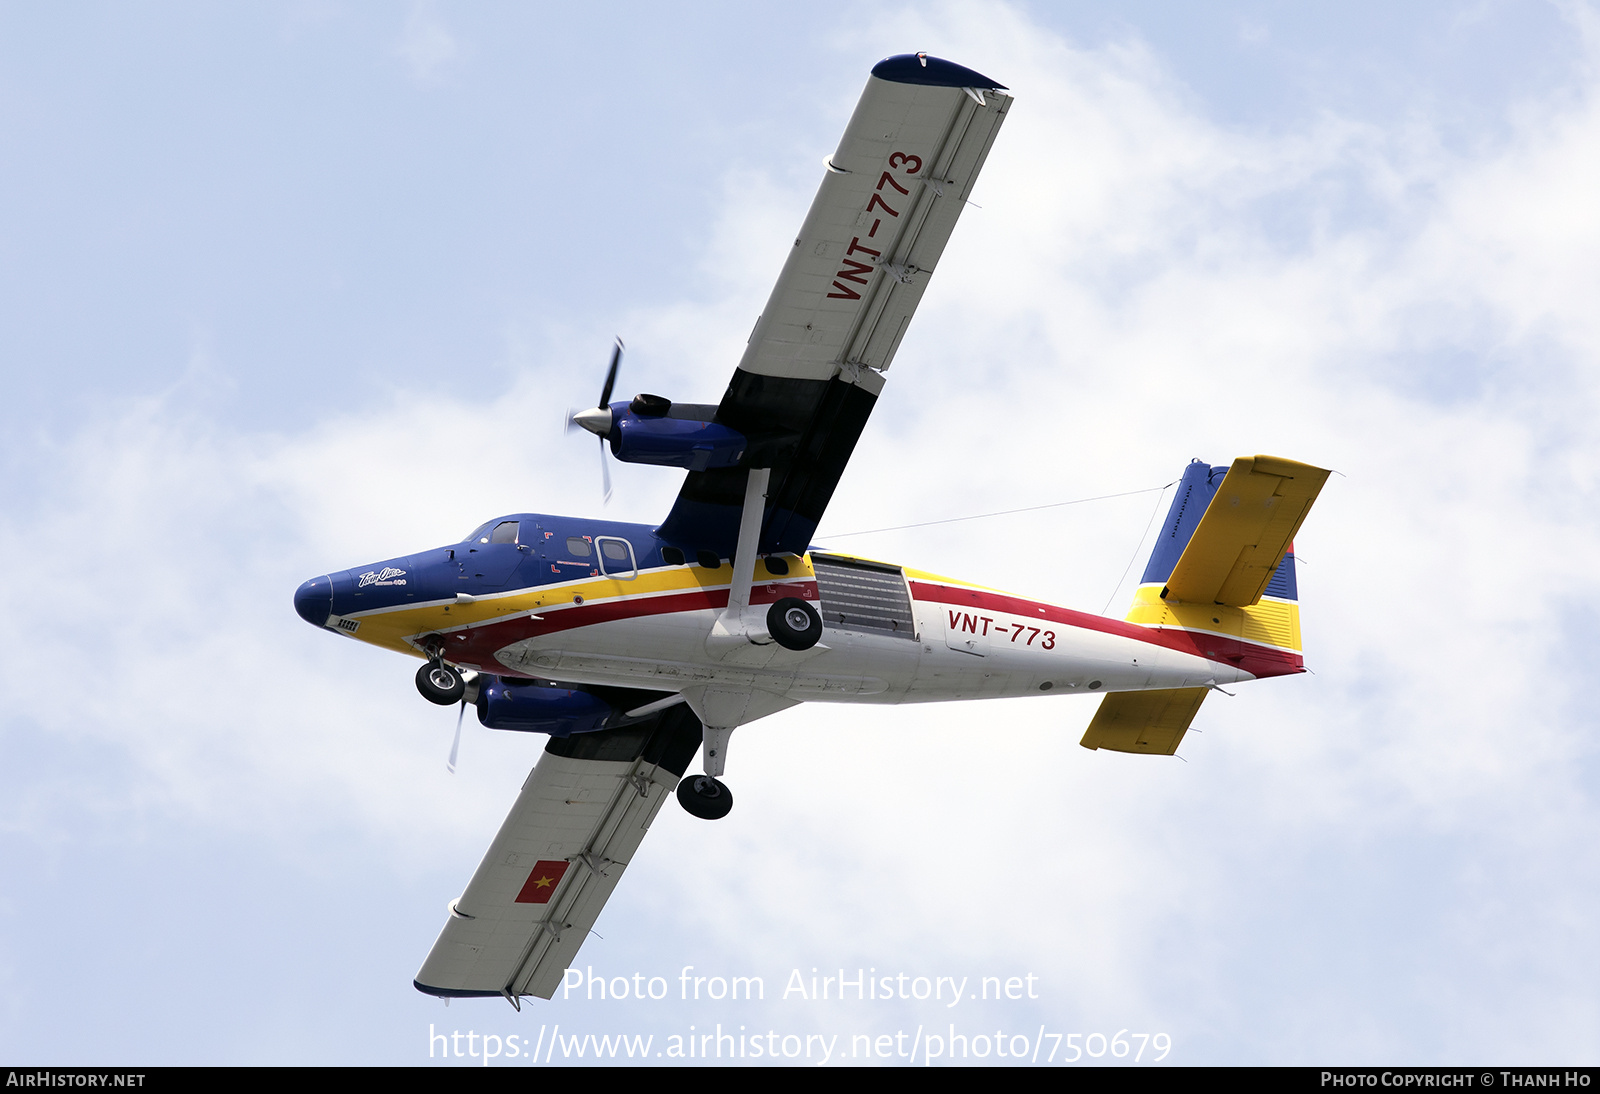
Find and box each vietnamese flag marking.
[515,860,571,904]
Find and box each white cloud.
[393,1,458,83]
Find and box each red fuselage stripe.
[440,575,1302,681]
[445,580,817,675]
[906,581,1303,679]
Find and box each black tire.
[676,774,734,820]
[766,597,822,651]
[416,661,465,706]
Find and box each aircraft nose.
[294,575,333,627]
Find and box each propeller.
[447,699,465,775]
[567,338,624,504]
[599,337,622,407]
[445,670,480,775]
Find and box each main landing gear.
[676,774,733,820]
[767,597,823,651]
[677,723,735,820]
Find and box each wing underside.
[414,708,702,1002]
[659,56,1011,559]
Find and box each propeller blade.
[598,338,623,408]
[447,700,465,774]
[599,437,613,504]
[564,406,582,435]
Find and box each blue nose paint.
[293,575,333,627]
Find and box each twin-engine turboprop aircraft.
[293,53,1329,1006]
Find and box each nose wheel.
[416,660,466,705]
[676,774,733,820]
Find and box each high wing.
[658,54,1012,558]
[414,708,702,1003]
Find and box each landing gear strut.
[676,774,733,820]
[676,723,735,819]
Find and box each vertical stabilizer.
[1121,455,1328,679]
[1139,460,1231,588]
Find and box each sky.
[1,0,1597,1068]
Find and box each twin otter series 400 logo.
[357,567,407,588]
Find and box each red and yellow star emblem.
[514,860,571,904]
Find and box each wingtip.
[413,979,501,998]
[872,53,1006,91]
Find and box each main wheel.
[767,597,822,651]
[676,774,734,820]
[416,661,465,705]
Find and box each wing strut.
[705,467,772,657]
[725,466,770,617]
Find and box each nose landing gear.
[416,660,466,705]
[414,635,467,705]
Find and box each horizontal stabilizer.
[1079,688,1208,755]
[1164,455,1329,607]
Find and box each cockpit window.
[463,519,525,545]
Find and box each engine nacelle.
[476,677,614,736]
[592,397,746,472]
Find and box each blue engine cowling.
[605,401,746,472]
[477,677,615,736]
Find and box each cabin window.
[661,546,685,565]
[595,537,637,580]
[566,537,592,557]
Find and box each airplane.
[292,53,1329,1008]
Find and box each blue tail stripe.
[1140,460,1229,586]
[1263,547,1299,601]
